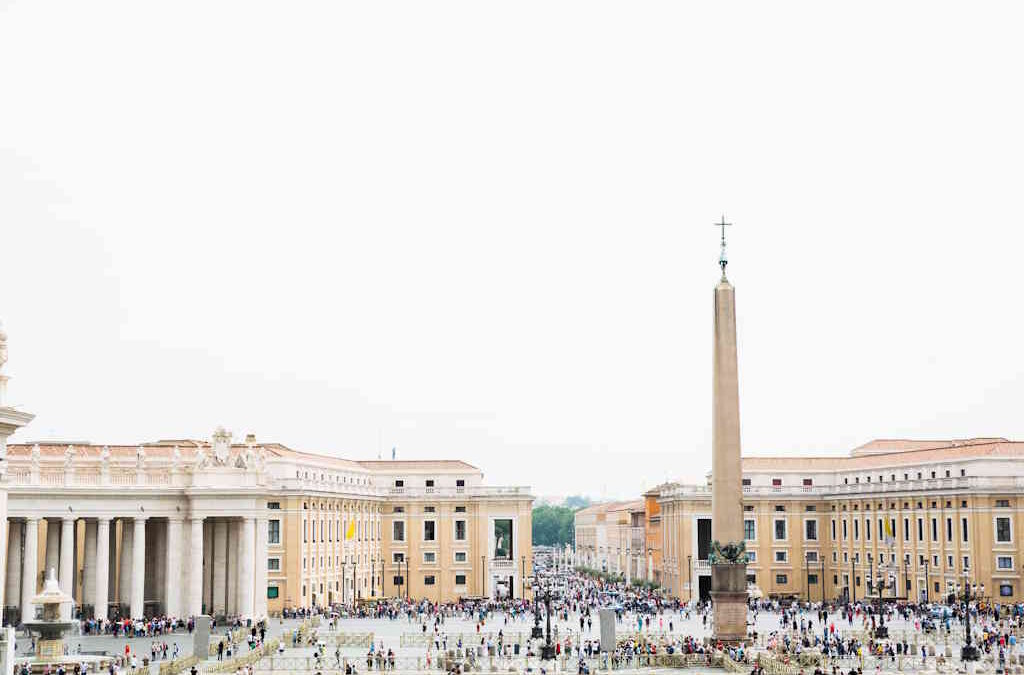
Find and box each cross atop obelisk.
[713,215,731,280]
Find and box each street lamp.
[540,575,556,660]
[521,556,526,599]
[956,572,984,664]
[868,564,888,638]
[686,554,692,603]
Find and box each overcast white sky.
[2,1,1023,501]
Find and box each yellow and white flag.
[346,520,356,540]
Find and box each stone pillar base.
[711,562,748,644]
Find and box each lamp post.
[686,554,692,603]
[521,556,526,600]
[923,559,929,603]
[405,559,410,601]
[341,562,347,605]
[957,571,983,664]
[532,573,548,643]
[869,565,888,638]
[481,555,486,599]
[540,577,556,660]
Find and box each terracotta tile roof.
[355,460,480,472]
[607,499,645,513]
[741,439,1024,472]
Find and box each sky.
[2,1,1023,501]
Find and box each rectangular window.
[917,518,923,541]
[455,520,467,541]
[268,519,281,544]
[393,575,404,586]
[903,518,910,540]
[425,479,435,487]
[455,506,466,513]
[744,519,756,540]
[774,519,787,541]
[775,550,787,563]
[454,551,467,563]
[267,586,279,599]
[842,520,848,540]
[423,551,436,564]
[946,518,953,542]
[963,556,970,570]
[853,519,859,540]
[806,551,818,563]
[424,575,436,586]
[772,478,782,486]
[808,574,819,584]
[996,499,1011,508]
[996,517,1012,543]
[803,478,813,486]
[742,478,751,486]
[267,557,281,571]
[393,552,405,563]
[424,520,436,541]
[267,502,280,510]
[394,480,404,487]
[456,479,465,487]
[776,574,787,584]
[303,520,307,543]
[747,550,757,562]
[865,518,871,541]
[931,518,938,541]
[455,574,467,586]
[805,520,818,541]
[424,506,436,513]
[962,517,969,543]
[393,521,405,542]
[1001,584,1014,597]
[831,520,836,540]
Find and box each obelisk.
[710,217,748,643]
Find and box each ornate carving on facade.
[212,427,231,465]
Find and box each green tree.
[532,503,577,546]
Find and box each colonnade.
[2,514,268,623]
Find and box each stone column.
[44,519,59,580]
[21,518,38,623]
[5,520,22,611]
[59,517,75,620]
[83,520,97,616]
[238,517,255,620]
[95,518,110,621]
[188,518,204,617]
[118,520,133,607]
[226,520,238,615]
[131,517,146,618]
[164,518,183,618]
[254,518,268,619]
[212,520,227,616]
[107,527,117,611]
[0,516,6,613]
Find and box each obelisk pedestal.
[710,259,748,644]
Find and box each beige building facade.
[657,438,1024,604]
[0,434,532,623]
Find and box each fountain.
[17,569,113,673]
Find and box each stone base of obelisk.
[711,562,749,644]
